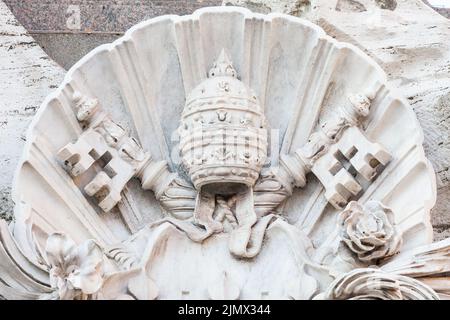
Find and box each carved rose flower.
[45,233,105,300]
[339,201,402,263]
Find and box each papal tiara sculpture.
[0,7,449,300]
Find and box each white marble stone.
[0,6,448,300]
[0,1,65,221]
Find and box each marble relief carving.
[339,200,402,263]
[0,7,448,300]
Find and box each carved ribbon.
[152,186,277,258]
[228,188,277,258]
[153,191,220,242]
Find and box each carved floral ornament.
[339,201,402,263]
[0,7,448,300]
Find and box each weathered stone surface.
[4,0,224,33]
[4,0,223,69]
[335,0,367,12]
[0,187,13,221]
[31,33,119,71]
[222,0,311,15]
[374,0,397,10]
[7,0,444,71]
[424,0,450,18]
[0,1,65,220]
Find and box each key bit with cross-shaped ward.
[57,128,149,212]
[310,126,391,209]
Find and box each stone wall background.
[4,0,223,69]
[0,1,65,220]
[1,0,450,241]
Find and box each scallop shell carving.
[3,7,437,299]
